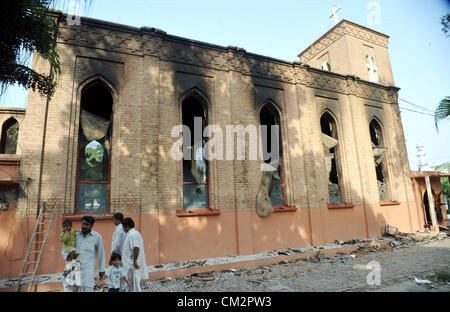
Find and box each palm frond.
[435,96,450,130]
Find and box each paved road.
[142,236,450,292]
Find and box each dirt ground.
[142,233,450,292]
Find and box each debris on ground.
[413,278,432,285]
[383,230,449,250]
[2,230,448,291]
[139,235,449,293]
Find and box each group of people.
[60,213,148,292]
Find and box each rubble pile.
[384,231,449,250]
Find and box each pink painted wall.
[0,198,425,280]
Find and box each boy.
[60,219,78,260]
[105,253,130,292]
[62,247,81,292]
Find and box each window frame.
[0,117,19,154]
[320,111,353,209]
[74,79,114,215]
[259,101,290,210]
[176,89,218,217]
[369,118,397,205]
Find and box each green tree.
[431,162,450,174]
[431,162,450,198]
[0,1,60,99]
[441,178,450,198]
[0,1,89,99]
[85,141,104,168]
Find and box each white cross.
[366,55,379,83]
[329,5,342,25]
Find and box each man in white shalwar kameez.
[121,217,148,292]
[75,216,106,292]
[111,213,126,255]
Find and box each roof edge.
[298,19,390,58]
[53,12,399,91]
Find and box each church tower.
[298,19,395,86]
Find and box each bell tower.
[298,19,395,86]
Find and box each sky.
[1,0,449,170]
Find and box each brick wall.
[15,13,419,249]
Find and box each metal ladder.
[16,202,58,292]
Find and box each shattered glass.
[76,183,108,212]
[183,184,207,209]
[269,172,283,206]
[183,147,207,209]
[378,181,388,201]
[370,121,389,201]
[321,114,341,204]
[78,140,109,181]
[328,183,341,203]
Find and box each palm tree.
[435,96,450,130]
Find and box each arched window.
[321,112,341,203]
[370,119,389,201]
[259,103,286,208]
[182,92,208,210]
[0,118,19,154]
[76,80,113,213]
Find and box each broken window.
[369,119,389,201]
[256,103,286,217]
[321,112,341,203]
[76,80,113,213]
[0,118,19,154]
[182,94,208,210]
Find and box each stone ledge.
[328,203,355,209]
[273,207,298,213]
[62,214,113,221]
[176,209,220,217]
[380,201,401,206]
